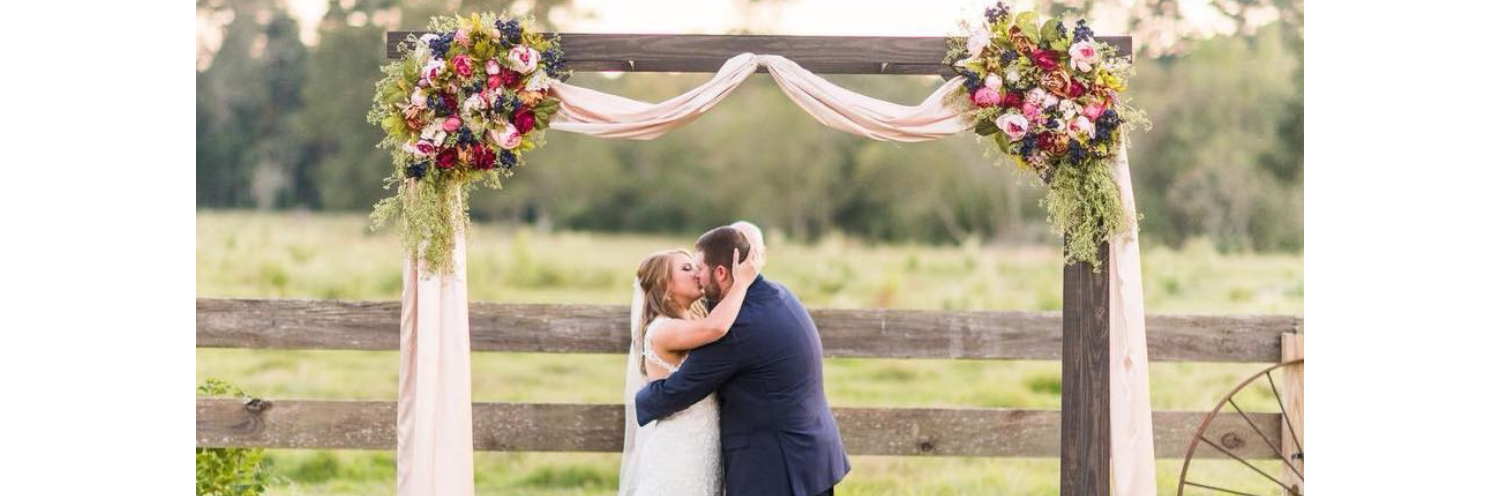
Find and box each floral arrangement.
[369,13,567,274]
[945,2,1146,268]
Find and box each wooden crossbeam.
[197,398,1279,459]
[196,298,1299,362]
[383,33,1133,74]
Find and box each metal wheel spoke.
[1264,372,1304,456]
[1228,398,1303,481]
[1183,480,1264,496]
[1200,435,1302,496]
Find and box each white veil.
[617,277,647,496]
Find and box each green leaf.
[531,98,561,128]
[975,117,999,137]
[1041,19,1062,46]
[1015,12,1039,42]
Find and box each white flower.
[508,46,540,74]
[410,88,427,108]
[997,113,1030,140]
[966,26,991,57]
[1042,93,1059,108]
[1006,68,1020,83]
[1026,88,1048,106]
[1070,115,1096,139]
[420,121,448,144]
[525,72,554,92]
[1058,100,1078,120]
[463,93,489,113]
[1069,41,1101,72]
[984,73,1002,91]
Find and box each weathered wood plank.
[197,399,1278,459]
[383,33,1133,74]
[197,298,1298,362]
[1281,334,1304,495]
[1061,242,1110,496]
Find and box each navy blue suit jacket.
[635,276,849,496]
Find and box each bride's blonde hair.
[636,249,707,374]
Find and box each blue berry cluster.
[1019,135,1038,158]
[541,47,565,77]
[1095,108,1119,142]
[1055,21,1068,39]
[1072,20,1094,42]
[1067,139,1086,164]
[985,2,1010,23]
[959,69,982,91]
[493,93,519,114]
[457,126,476,146]
[405,161,429,179]
[499,150,518,170]
[469,80,485,94]
[428,94,453,117]
[496,18,523,46]
[427,32,455,58]
[1000,50,1018,64]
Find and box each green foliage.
[198,0,1304,254]
[1044,158,1126,271]
[196,379,274,496]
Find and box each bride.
[619,244,762,496]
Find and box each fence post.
[1281,332,1304,495]
[1061,240,1111,496]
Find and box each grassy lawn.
[197,211,1302,495]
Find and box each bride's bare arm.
[654,246,762,351]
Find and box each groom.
[635,225,850,496]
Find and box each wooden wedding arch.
[196,32,1304,496]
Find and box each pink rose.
[508,46,539,74]
[489,124,522,150]
[488,75,503,89]
[1069,41,1101,72]
[453,55,474,78]
[421,59,445,84]
[486,59,502,75]
[455,28,472,47]
[970,87,1002,108]
[405,140,435,158]
[1082,102,1105,120]
[997,113,1030,140]
[1069,116,1096,139]
[1022,102,1041,121]
[443,116,461,133]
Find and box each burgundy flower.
[470,145,497,170]
[435,148,458,169]
[498,69,523,89]
[1002,91,1024,109]
[1068,80,1087,99]
[513,107,536,134]
[1032,50,1059,72]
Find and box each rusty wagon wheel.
[1177,359,1304,496]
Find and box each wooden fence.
[197,298,1301,460]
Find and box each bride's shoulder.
[646,316,676,333]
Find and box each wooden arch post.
[386,31,1131,496]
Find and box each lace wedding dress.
[619,282,723,496]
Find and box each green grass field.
[196,211,1303,495]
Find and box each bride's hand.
[732,247,760,286]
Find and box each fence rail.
[196,297,1300,461]
[197,298,1299,362]
[197,399,1280,459]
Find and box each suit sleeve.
[634,337,737,426]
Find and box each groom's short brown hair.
[695,226,750,277]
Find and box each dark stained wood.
[383,33,1133,74]
[1061,241,1110,496]
[197,398,1278,459]
[197,298,1298,362]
